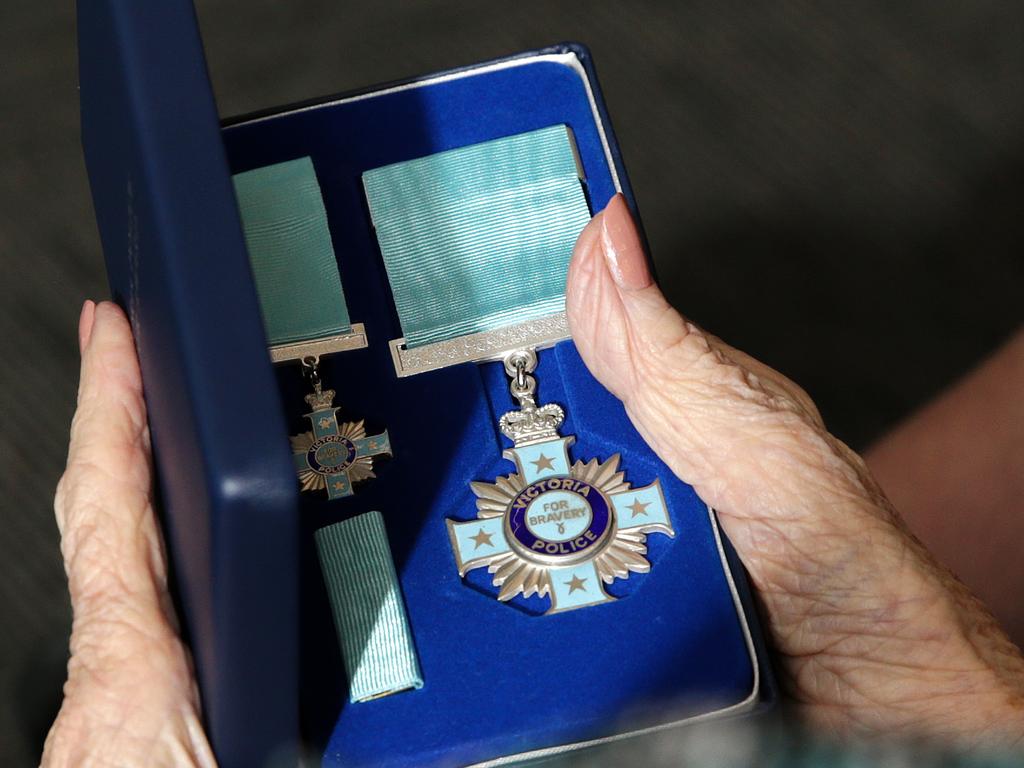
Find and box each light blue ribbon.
[315,512,423,702]
[233,157,351,346]
[363,126,591,348]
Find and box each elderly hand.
[42,301,215,767]
[566,194,1024,744]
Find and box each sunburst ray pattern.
[469,454,656,602]
[291,419,375,492]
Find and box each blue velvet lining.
[222,54,756,767]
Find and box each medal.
[447,350,674,613]
[362,128,672,609]
[290,356,391,499]
[234,156,392,500]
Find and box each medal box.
[78,1,776,766]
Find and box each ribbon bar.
[315,512,423,702]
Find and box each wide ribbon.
[233,157,351,346]
[363,126,591,348]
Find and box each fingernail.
[599,194,652,291]
[78,300,97,355]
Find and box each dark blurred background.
[1,2,1021,765]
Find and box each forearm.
[867,328,1024,644]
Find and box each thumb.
[565,195,847,527]
[564,196,929,652]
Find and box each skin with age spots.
[43,200,1023,766]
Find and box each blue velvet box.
[78,1,775,766]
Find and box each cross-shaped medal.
[290,386,391,500]
[447,436,673,612]
[446,349,674,614]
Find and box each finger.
[46,301,215,767]
[566,195,846,523]
[56,301,165,617]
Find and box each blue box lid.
[78,1,300,764]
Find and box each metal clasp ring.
[301,355,322,393]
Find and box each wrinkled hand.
[43,301,215,768]
[566,195,1024,745]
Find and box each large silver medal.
[447,350,675,614]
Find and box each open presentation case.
[78,1,776,765]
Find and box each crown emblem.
[305,387,337,411]
[499,402,565,446]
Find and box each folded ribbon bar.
[315,512,423,702]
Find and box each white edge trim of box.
[227,52,623,193]
[229,54,760,764]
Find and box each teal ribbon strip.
[315,512,423,702]
[233,157,351,346]
[363,126,591,348]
